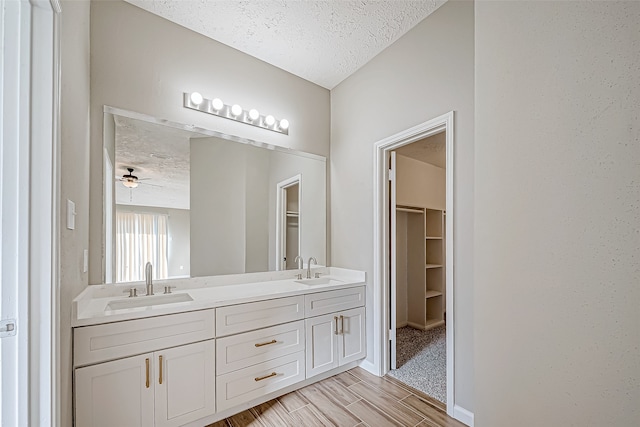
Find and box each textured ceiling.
[124,0,445,89]
[396,131,446,168]
[114,115,206,210]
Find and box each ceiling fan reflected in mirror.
[117,167,157,188]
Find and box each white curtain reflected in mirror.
[116,211,169,282]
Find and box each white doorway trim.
[275,174,302,270]
[1,0,60,425]
[373,111,455,416]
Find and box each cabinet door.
[75,353,154,427]
[305,314,339,378]
[154,340,216,427]
[338,307,366,365]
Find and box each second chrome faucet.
[306,257,317,279]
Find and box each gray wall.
[330,0,475,411]
[59,1,91,425]
[475,1,640,425]
[190,137,270,276]
[244,147,271,273]
[89,0,330,284]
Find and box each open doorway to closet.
[373,111,454,415]
[389,131,447,404]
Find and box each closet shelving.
[398,205,445,330]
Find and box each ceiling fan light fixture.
[121,167,139,188]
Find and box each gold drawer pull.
[334,316,339,335]
[145,358,150,388]
[159,355,163,385]
[255,339,277,347]
[254,372,277,382]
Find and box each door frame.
[373,111,455,415]
[1,0,61,425]
[275,174,302,270]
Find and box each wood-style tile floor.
[206,367,466,427]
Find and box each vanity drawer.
[305,286,365,318]
[216,351,305,412]
[74,309,215,367]
[216,320,305,375]
[216,295,304,337]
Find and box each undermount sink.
[295,277,345,286]
[106,292,193,311]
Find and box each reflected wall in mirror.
[103,108,326,284]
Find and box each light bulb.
[279,119,289,130]
[249,109,260,121]
[265,115,275,126]
[231,104,243,117]
[211,98,224,111]
[190,92,203,106]
[123,180,138,189]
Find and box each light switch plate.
[67,199,76,230]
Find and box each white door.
[154,340,216,427]
[338,307,366,365]
[305,314,339,377]
[75,353,154,427]
[389,151,398,369]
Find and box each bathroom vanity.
[71,268,366,427]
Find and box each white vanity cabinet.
[305,288,366,378]
[74,310,216,427]
[73,281,367,427]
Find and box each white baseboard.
[453,405,474,427]
[358,358,378,376]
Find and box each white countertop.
[72,267,366,327]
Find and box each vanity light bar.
[183,92,289,135]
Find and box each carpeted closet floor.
[387,324,446,404]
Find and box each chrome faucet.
[307,257,317,279]
[145,262,154,296]
[294,255,304,279]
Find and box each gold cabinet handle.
[145,358,150,388]
[255,339,277,347]
[339,315,344,335]
[254,372,277,382]
[159,355,163,385]
[334,316,339,335]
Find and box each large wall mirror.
[101,107,326,284]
